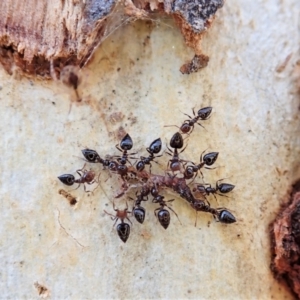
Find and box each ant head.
[198,107,212,119]
[157,209,170,229]
[117,164,128,175]
[217,210,236,224]
[184,166,194,179]
[120,133,133,151]
[151,187,159,197]
[108,161,118,171]
[82,149,100,163]
[133,207,146,224]
[117,223,130,243]
[58,174,75,186]
[154,195,164,203]
[196,185,206,193]
[140,185,150,197]
[148,138,162,154]
[170,132,183,149]
[136,161,145,171]
[203,152,219,166]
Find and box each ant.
[136,138,162,172]
[166,132,188,173]
[58,164,97,192]
[191,200,236,225]
[151,187,181,229]
[81,149,110,168]
[193,179,235,202]
[114,133,136,165]
[183,150,219,180]
[129,186,150,224]
[104,202,132,243]
[58,189,77,205]
[165,107,212,135]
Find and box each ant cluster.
[58,107,236,243]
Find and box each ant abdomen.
[120,133,133,151]
[218,210,236,224]
[218,183,235,193]
[197,107,212,119]
[157,209,170,229]
[133,207,146,224]
[148,138,162,154]
[170,132,184,149]
[136,161,145,172]
[203,152,219,166]
[117,223,131,243]
[58,174,75,186]
[81,149,100,163]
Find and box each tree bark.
[0,0,299,299]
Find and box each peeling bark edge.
[0,0,224,77]
[270,181,300,299]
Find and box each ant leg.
[188,172,198,184]
[196,121,206,130]
[164,125,180,130]
[212,193,219,205]
[112,217,119,227]
[183,113,193,119]
[199,148,208,163]
[91,173,102,192]
[166,205,182,225]
[149,162,152,174]
[166,145,173,154]
[115,145,123,153]
[194,211,198,227]
[71,183,81,191]
[216,193,230,199]
[103,210,116,219]
[154,207,160,217]
[76,163,87,174]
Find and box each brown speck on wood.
[109,112,125,124]
[116,126,127,140]
[180,54,209,74]
[34,282,50,298]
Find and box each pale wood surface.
[0,0,299,299]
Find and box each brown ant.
[114,133,136,165]
[165,107,212,135]
[58,189,77,205]
[104,202,132,243]
[193,179,235,202]
[58,164,97,192]
[166,132,188,173]
[183,150,219,180]
[136,138,162,172]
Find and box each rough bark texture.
[271,188,300,298]
[0,0,300,299]
[0,0,224,77]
